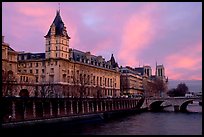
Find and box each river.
[2,103,202,136]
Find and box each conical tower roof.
[45,10,70,39]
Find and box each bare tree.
[79,73,90,98]
[143,79,155,98]
[153,77,167,97]
[2,70,17,97]
[120,74,129,96]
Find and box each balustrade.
[2,97,142,123]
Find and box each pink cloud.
[165,41,202,80]
[165,42,201,70]
[166,69,183,80]
[92,40,113,55]
[118,4,158,67]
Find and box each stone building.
[12,10,120,98]
[135,64,168,97]
[120,66,143,97]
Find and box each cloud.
[118,4,157,67]
[2,2,202,80]
[165,41,202,80]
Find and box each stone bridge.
[141,97,202,112]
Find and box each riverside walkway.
[2,97,144,126]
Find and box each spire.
[110,54,118,68]
[45,9,70,39]
[58,2,60,13]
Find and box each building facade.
[3,10,120,98]
[2,10,168,99]
[120,66,143,97]
[135,64,168,97]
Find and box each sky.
[2,2,202,80]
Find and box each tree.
[74,73,90,98]
[143,77,167,98]
[154,77,167,97]
[167,82,188,97]
[176,82,188,96]
[120,74,129,96]
[2,70,17,97]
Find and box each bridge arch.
[149,101,164,111]
[180,100,193,112]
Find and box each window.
[87,75,90,85]
[48,41,50,45]
[26,77,28,82]
[97,76,99,86]
[105,78,107,86]
[100,77,102,86]
[48,47,50,51]
[30,69,32,73]
[9,64,12,70]
[36,69,38,74]
[36,77,38,82]
[42,61,45,66]
[55,61,57,65]
[30,63,32,67]
[51,68,54,73]
[49,75,54,82]
[77,55,80,61]
[36,63,38,67]
[42,69,44,73]
[93,76,95,85]
[56,53,57,57]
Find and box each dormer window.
[76,55,80,61]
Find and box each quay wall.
[1,97,144,127]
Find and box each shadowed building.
[120,66,143,97]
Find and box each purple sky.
[2,2,202,80]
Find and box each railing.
[2,97,144,123]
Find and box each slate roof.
[71,49,116,70]
[18,53,45,61]
[45,10,70,39]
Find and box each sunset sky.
[2,2,202,80]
